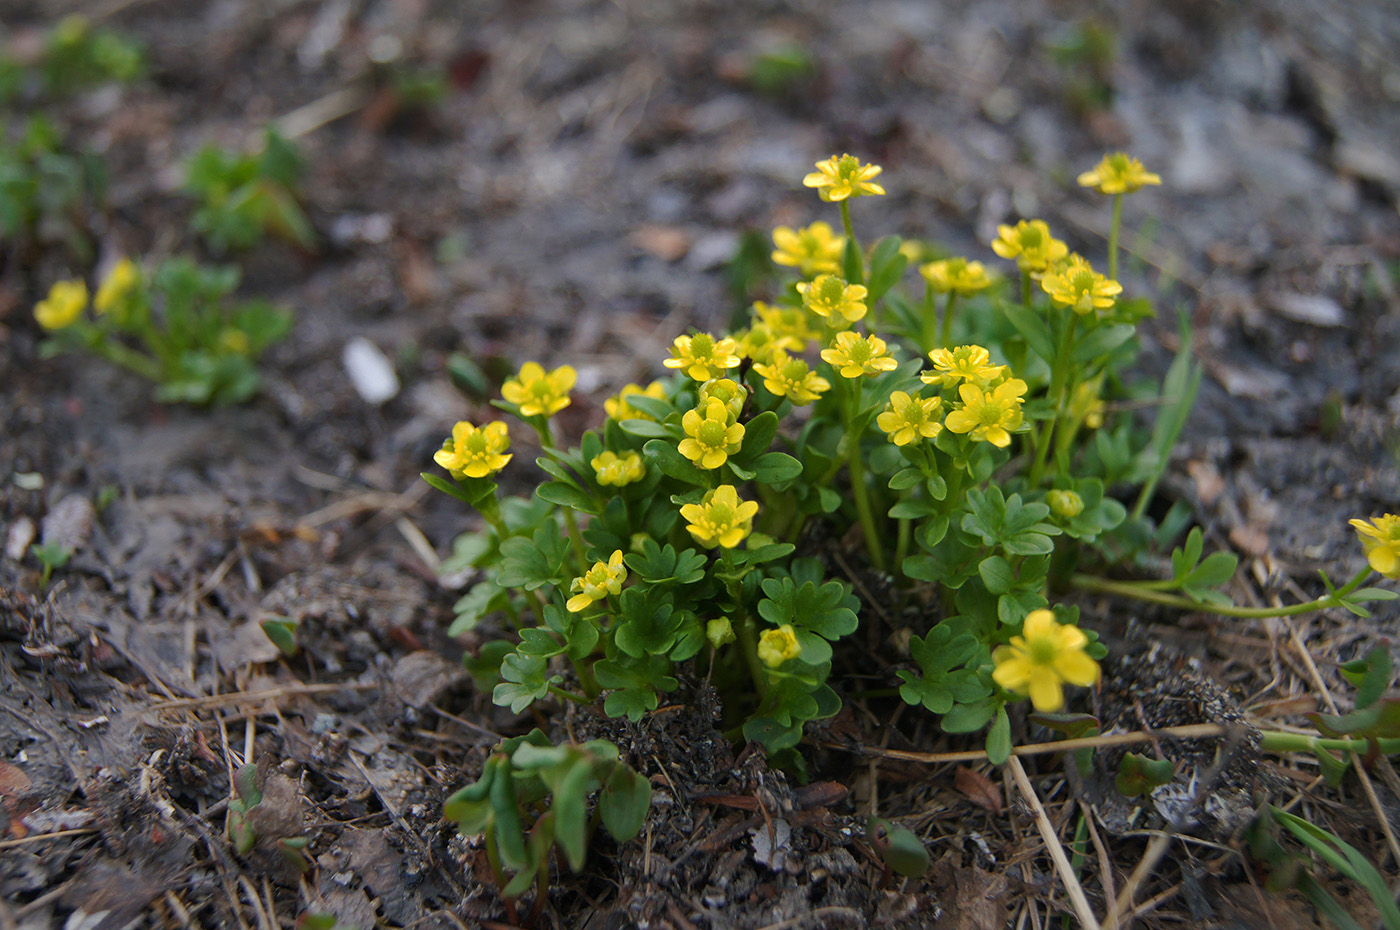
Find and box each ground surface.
[2,1,1399,928]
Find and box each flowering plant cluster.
[429,153,1396,767]
[34,256,292,405]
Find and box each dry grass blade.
[1007,756,1101,930]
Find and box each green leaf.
[537,480,599,514]
[978,556,1014,595]
[1116,752,1175,796]
[599,764,651,843]
[1273,807,1400,930]
[1340,645,1392,710]
[463,639,515,692]
[449,579,507,636]
[754,451,803,485]
[643,438,709,486]
[496,523,570,590]
[757,576,858,641]
[620,394,673,422]
[1004,303,1055,365]
[985,706,1011,764]
[736,411,779,462]
[493,653,554,714]
[619,418,674,439]
[1072,323,1136,364]
[867,816,929,878]
[942,697,997,734]
[866,236,907,304]
[889,467,922,491]
[260,617,299,657]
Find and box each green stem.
[895,516,911,568]
[920,281,937,354]
[96,338,163,382]
[1028,310,1078,488]
[548,684,593,705]
[840,200,863,285]
[939,292,960,349]
[562,508,589,575]
[1108,193,1123,283]
[1020,268,1032,309]
[841,378,885,570]
[1260,732,1400,755]
[1070,567,1373,618]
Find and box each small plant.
[0,116,106,261]
[0,14,144,103]
[184,128,315,253]
[425,151,1397,775]
[226,763,312,873]
[34,255,293,405]
[30,541,71,587]
[443,730,650,921]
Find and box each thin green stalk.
[1070,566,1372,618]
[920,280,937,353]
[1107,193,1123,283]
[96,337,163,381]
[939,292,960,349]
[1260,732,1400,755]
[1028,310,1078,488]
[548,684,592,705]
[839,200,863,285]
[722,546,768,701]
[1020,268,1032,309]
[840,377,885,570]
[894,516,911,568]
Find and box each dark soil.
[2,1,1399,928]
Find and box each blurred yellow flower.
[591,450,646,487]
[919,257,992,295]
[752,301,819,351]
[758,624,802,667]
[94,258,140,315]
[698,377,747,421]
[681,484,758,549]
[1041,255,1122,315]
[753,350,830,405]
[1077,152,1162,195]
[796,274,867,326]
[604,381,668,422]
[1047,490,1085,518]
[770,222,844,277]
[34,279,88,330]
[1349,514,1400,579]
[434,421,512,479]
[501,362,576,417]
[991,220,1069,274]
[802,154,885,202]
[992,609,1099,712]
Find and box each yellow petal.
[1053,650,1100,687]
[1027,670,1065,712]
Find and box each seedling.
[33,255,293,405]
[184,129,315,252]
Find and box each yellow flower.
[752,350,830,405]
[992,609,1099,712]
[1349,515,1400,579]
[93,258,140,315]
[501,362,576,418]
[758,624,802,667]
[663,333,742,381]
[920,344,1005,387]
[680,484,758,549]
[33,280,88,330]
[821,331,898,379]
[991,220,1069,273]
[434,420,512,479]
[591,450,646,487]
[770,222,844,277]
[1077,152,1162,195]
[218,329,250,355]
[1040,255,1122,315]
[752,301,819,351]
[679,400,745,469]
[698,378,747,421]
[566,550,627,613]
[604,381,668,421]
[877,391,943,446]
[802,154,886,202]
[919,257,992,295]
[943,379,1028,448]
[1047,490,1085,518]
[733,325,785,365]
[796,274,868,326]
